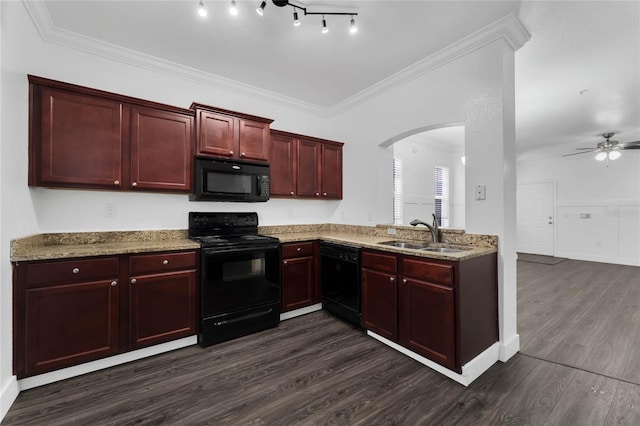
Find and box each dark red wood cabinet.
[13,250,198,379]
[361,250,497,373]
[28,75,194,193]
[192,103,272,162]
[270,129,343,199]
[280,242,317,312]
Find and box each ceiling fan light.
[350,16,358,33]
[322,15,328,33]
[594,152,607,161]
[198,0,207,17]
[608,150,621,160]
[256,1,266,16]
[229,0,238,16]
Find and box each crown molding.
[327,14,530,116]
[23,2,529,119]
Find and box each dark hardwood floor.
[4,259,640,425]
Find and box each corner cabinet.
[13,250,198,379]
[361,250,497,373]
[191,103,273,162]
[270,129,343,199]
[28,75,194,193]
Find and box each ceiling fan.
[563,132,640,165]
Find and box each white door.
[517,182,555,256]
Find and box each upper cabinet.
[270,129,343,200]
[28,76,194,193]
[191,103,273,163]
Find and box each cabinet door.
[25,279,119,376]
[399,278,455,370]
[37,88,123,188]
[196,110,236,157]
[281,256,314,312]
[321,143,342,199]
[130,107,193,192]
[296,139,320,197]
[269,133,296,196]
[130,270,197,348]
[239,119,269,162]
[362,268,398,341]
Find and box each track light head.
[256,1,266,16]
[322,16,328,34]
[293,11,301,27]
[230,0,238,16]
[350,16,357,33]
[198,0,207,17]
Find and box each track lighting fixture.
[198,0,207,17]
[229,0,238,16]
[196,1,358,35]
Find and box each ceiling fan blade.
[621,141,640,149]
[562,150,596,157]
[575,148,596,150]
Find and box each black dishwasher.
[320,241,362,327]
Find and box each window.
[393,158,403,225]
[434,165,449,227]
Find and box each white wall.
[518,151,640,266]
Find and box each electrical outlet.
[387,228,397,235]
[104,203,117,218]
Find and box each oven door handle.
[203,244,279,255]
[213,308,274,326]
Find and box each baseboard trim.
[499,333,520,361]
[0,376,19,422]
[368,331,500,386]
[280,304,322,321]
[19,336,197,391]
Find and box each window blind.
[434,165,449,227]
[393,158,403,225]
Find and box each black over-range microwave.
[191,156,270,202]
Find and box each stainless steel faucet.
[410,213,440,243]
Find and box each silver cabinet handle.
[163,260,169,265]
[72,268,80,274]
[111,281,117,287]
[130,278,137,284]
[132,182,138,187]
[402,278,408,284]
[114,180,120,185]
[390,277,395,282]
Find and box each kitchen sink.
[420,247,466,253]
[378,240,430,249]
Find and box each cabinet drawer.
[282,242,314,258]
[402,258,453,286]
[362,251,397,274]
[25,257,119,287]
[130,251,197,275]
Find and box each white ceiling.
[38,0,640,156]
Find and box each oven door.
[200,245,280,319]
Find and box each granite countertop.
[11,224,497,262]
[11,230,200,262]
[260,224,497,261]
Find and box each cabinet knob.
[296,247,301,252]
[389,277,395,282]
[315,192,320,196]
[283,260,288,265]
[130,278,137,284]
[111,281,117,287]
[323,192,328,196]
[241,152,246,157]
[132,182,138,187]
[229,150,234,155]
[163,260,169,265]
[402,278,408,284]
[290,191,294,195]
[72,267,80,274]
[114,180,120,186]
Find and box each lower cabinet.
[13,250,197,378]
[361,249,497,373]
[280,241,318,312]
